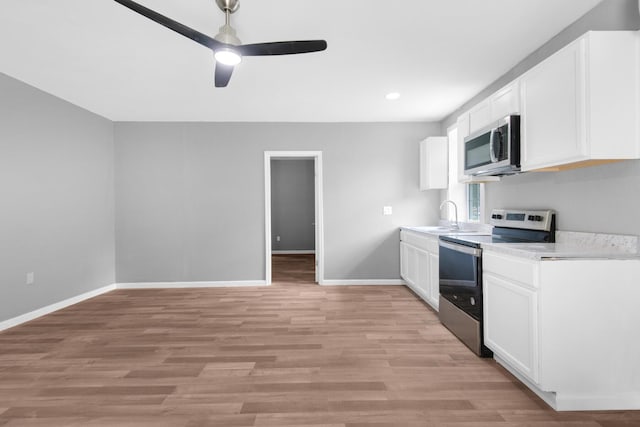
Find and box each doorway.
[264,151,324,285]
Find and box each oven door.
[438,240,483,321]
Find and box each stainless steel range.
[438,209,556,357]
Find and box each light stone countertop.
[401,225,640,260]
[401,221,492,236]
[482,231,640,260]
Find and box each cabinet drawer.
[483,251,538,288]
[401,230,438,252]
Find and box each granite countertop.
[482,231,640,260]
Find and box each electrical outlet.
[383,206,393,216]
[26,272,34,285]
[276,235,281,242]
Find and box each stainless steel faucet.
[439,200,459,230]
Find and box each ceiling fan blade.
[238,40,327,56]
[215,63,235,87]
[113,0,221,50]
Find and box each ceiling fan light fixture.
[215,48,242,65]
[385,92,401,101]
[113,0,327,87]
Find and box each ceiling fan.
[113,0,327,87]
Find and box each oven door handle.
[439,241,482,257]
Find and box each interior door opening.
[264,151,324,285]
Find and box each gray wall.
[271,159,315,252]
[114,122,442,282]
[440,0,640,236]
[0,73,115,323]
[486,160,640,236]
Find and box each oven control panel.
[489,209,555,231]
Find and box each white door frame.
[264,151,324,285]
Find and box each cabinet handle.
[439,240,482,257]
[489,128,498,163]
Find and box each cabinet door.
[520,39,587,171]
[491,81,520,121]
[415,248,430,296]
[456,114,470,183]
[484,273,539,383]
[400,242,409,281]
[427,252,439,311]
[468,100,491,134]
[419,137,448,190]
[402,244,419,286]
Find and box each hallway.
[271,254,316,285]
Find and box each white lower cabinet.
[483,250,640,411]
[427,253,439,310]
[400,242,410,283]
[400,230,439,311]
[484,272,538,383]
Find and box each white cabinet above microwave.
[469,81,521,135]
[520,31,640,172]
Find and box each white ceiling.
[0,0,601,122]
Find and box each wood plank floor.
[0,254,638,426]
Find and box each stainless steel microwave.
[464,115,521,176]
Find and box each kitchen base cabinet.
[483,251,640,411]
[484,273,538,383]
[400,230,439,311]
[427,252,439,308]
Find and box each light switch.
[26,272,34,285]
[383,206,393,216]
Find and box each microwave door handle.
[489,128,498,163]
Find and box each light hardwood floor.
[0,254,638,426]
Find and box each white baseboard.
[272,250,315,255]
[116,280,268,289]
[0,280,269,332]
[494,355,640,411]
[0,278,403,333]
[0,284,116,332]
[320,279,404,286]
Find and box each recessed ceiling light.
[385,92,401,101]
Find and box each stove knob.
[494,214,503,220]
[535,215,543,221]
[528,215,535,221]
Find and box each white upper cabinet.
[456,113,470,183]
[490,80,520,120]
[468,81,521,135]
[419,137,448,190]
[520,31,640,171]
[468,100,491,134]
